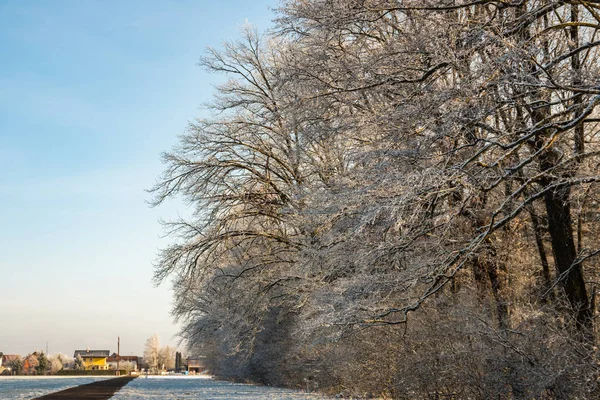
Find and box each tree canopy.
[152,1,600,397]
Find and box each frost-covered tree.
[118,360,136,372]
[143,334,161,373]
[153,0,600,397]
[74,354,85,370]
[150,26,322,368]
[48,354,64,374]
[158,345,176,371]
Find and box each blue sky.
[0,0,278,357]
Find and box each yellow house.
[74,349,110,370]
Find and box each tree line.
[1,352,63,375]
[151,1,600,398]
[142,333,176,373]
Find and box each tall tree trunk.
[516,0,592,334]
[543,184,591,332]
[472,254,509,330]
[529,208,553,302]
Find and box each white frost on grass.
[136,374,213,379]
[112,375,328,399]
[0,376,111,400]
[0,375,112,380]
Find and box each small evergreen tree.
[10,358,24,375]
[36,352,48,375]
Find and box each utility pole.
[117,336,120,373]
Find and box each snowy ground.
[111,375,328,399]
[0,376,112,399]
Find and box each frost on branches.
[151,2,600,398]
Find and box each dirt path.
[32,376,137,400]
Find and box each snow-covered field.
[111,375,328,399]
[0,375,327,399]
[0,376,112,399]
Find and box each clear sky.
[0,0,278,357]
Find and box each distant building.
[73,349,110,370]
[1,355,20,365]
[106,353,139,371]
[1,354,21,374]
[23,352,39,374]
[187,357,205,373]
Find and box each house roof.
[1,354,21,363]
[107,355,139,363]
[74,350,110,358]
[187,358,204,367]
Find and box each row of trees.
[1,352,65,375]
[152,0,600,398]
[143,334,176,373]
[2,340,172,375]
